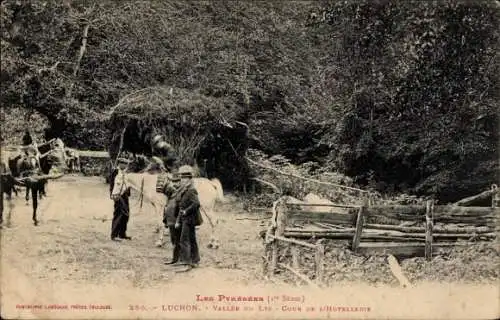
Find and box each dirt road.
[1,176,498,319]
[1,175,265,285]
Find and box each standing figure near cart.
[170,165,201,273]
[110,158,133,241]
[161,173,182,265]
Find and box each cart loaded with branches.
[106,86,251,190]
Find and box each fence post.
[425,200,434,261]
[269,199,287,276]
[492,184,499,208]
[291,244,300,270]
[368,192,374,206]
[352,204,366,252]
[315,239,325,285]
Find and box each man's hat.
[178,165,194,178]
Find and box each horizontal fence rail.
[264,194,500,284]
[2,145,109,158]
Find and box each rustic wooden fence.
[263,195,499,287]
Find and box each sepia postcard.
[1,1,499,319]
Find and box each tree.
[320,0,499,200]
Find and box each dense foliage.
[1,0,498,200]
[318,0,499,202]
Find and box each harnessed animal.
[3,138,67,226]
[0,158,17,227]
[108,157,224,248]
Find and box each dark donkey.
[0,160,17,227]
[1,153,25,227]
[6,138,66,226]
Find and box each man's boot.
[174,265,192,273]
[164,258,178,265]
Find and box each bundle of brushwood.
[107,86,251,189]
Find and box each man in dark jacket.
[110,158,132,241]
[162,174,182,265]
[171,165,201,273]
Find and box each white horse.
[113,168,225,248]
[110,170,168,245]
[122,172,167,212]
